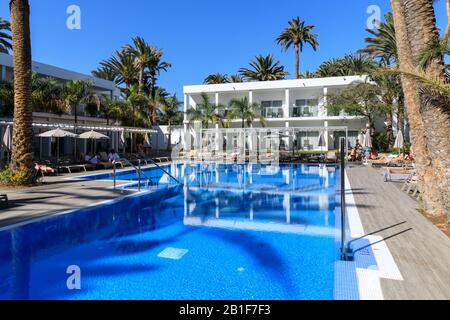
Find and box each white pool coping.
[344,172,403,300]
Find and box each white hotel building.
[183,76,369,152]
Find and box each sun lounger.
[59,164,88,174]
[384,168,415,182]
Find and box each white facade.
[0,52,121,100]
[183,76,368,151]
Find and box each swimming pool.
[0,164,350,300]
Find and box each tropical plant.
[9,0,35,184]
[228,74,243,83]
[31,74,68,115]
[159,95,183,150]
[62,79,95,123]
[123,36,154,93]
[276,17,319,79]
[326,81,385,133]
[359,13,397,66]
[145,46,171,98]
[204,73,230,84]
[228,96,266,128]
[390,0,450,218]
[91,65,117,82]
[239,54,288,81]
[100,50,138,88]
[0,17,12,53]
[187,92,223,129]
[315,54,377,77]
[0,79,14,116]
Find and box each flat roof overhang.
[0,120,156,134]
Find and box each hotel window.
[261,100,283,118]
[293,99,319,117]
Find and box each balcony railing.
[291,106,319,118]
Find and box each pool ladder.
[113,158,183,192]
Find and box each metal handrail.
[146,158,184,186]
[113,158,155,191]
[340,137,350,261]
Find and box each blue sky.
[1,0,449,97]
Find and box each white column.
[284,89,290,118]
[324,120,329,151]
[183,94,189,150]
[249,91,253,104]
[215,92,219,106]
[321,87,328,117]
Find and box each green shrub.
[0,167,33,186]
[373,132,389,152]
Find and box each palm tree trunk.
[10,0,35,184]
[403,0,450,217]
[138,67,144,94]
[390,0,446,217]
[294,43,300,79]
[444,0,450,44]
[385,108,394,151]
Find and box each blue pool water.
[0,164,342,300]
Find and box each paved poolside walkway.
[0,171,136,228]
[347,165,450,300]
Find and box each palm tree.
[31,74,67,115]
[123,36,153,93]
[0,18,12,53]
[239,54,288,81]
[100,50,138,89]
[400,0,450,218]
[204,73,229,84]
[276,17,319,79]
[187,92,222,129]
[390,0,448,218]
[360,13,397,66]
[91,66,117,82]
[9,0,34,183]
[146,46,171,98]
[160,95,182,150]
[228,96,266,128]
[62,79,95,124]
[315,54,377,77]
[228,74,243,83]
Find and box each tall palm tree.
[401,0,450,217]
[360,13,397,66]
[100,50,138,89]
[9,0,34,183]
[228,96,266,128]
[187,92,222,129]
[390,0,447,218]
[204,73,229,84]
[239,54,288,81]
[0,18,12,53]
[146,46,171,98]
[62,79,95,124]
[123,36,153,93]
[160,95,182,150]
[276,17,319,79]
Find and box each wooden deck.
[347,165,450,300]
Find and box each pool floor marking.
[157,247,189,260]
[345,172,404,301]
